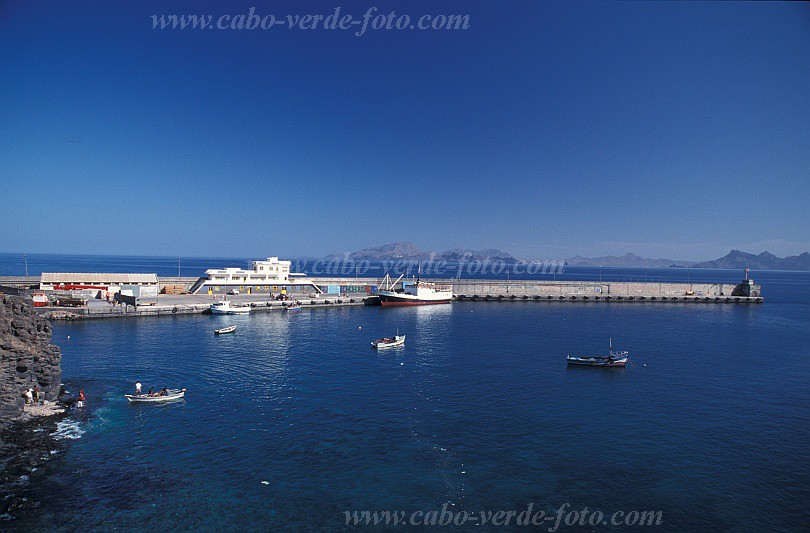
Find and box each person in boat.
[147,387,154,397]
[135,381,142,395]
[159,387,168,396]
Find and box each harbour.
[7,271,807,531]
[0,256,764,321]
[3,1,808,529]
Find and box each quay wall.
[2,274,763,302]
[33,295,369,321]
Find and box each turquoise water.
[9,271,810,531]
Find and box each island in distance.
[564,253,694,268]
[322,243,810,271]
[324,242,519,264]
[691,250,810,271]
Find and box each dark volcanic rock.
[0,295,62,422]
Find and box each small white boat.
[371,334,405,349]
[215,325,237,335]
[210,299,250,315]
[125,388,186,403]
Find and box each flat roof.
[41,273,159,284]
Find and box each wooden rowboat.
[125,388,186,403]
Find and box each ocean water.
[4,259,809,530]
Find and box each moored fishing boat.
[567,339,629,367]
[210,299,251,315]
[125,388,186,403]
[371,333,405,349]
[214,325,237,335]
[377,273,452,306]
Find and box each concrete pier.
[33,293,370,321]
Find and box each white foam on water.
[52,419,85,440]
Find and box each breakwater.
[166,276,758,302]
[3,275,761,321]
[449,279,762,303]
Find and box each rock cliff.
[0,294,62,422]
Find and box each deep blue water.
[4,258,809,530]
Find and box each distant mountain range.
[692,250,810,270]
[564,253,695,268]
[325,242,517,263]
[323,243,810,271]
[565,250,810,270]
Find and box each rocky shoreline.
[0,294,66,521]
[0,402,69,519]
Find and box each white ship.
[210,299,251,315]
[377,273,453,306]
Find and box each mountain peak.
[565,253,694,268]
[693,250,810,271]
[325,243,517,263]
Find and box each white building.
[192,257,311,295]
[40,273,159,299]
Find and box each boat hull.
[566,357,627,367]
[211,307,250,315]
[378,291,451,306]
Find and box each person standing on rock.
[77,387,86,408]
[24,388,33,404]
[33,386,40,404]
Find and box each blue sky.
[1,1,808,260]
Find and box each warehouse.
[40,273,159,300]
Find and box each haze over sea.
[2,254,807,530]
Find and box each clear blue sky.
[1,1,808,260]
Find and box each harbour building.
[39,273,159,300]
[189,257,379,297]
[191,257,313,295]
